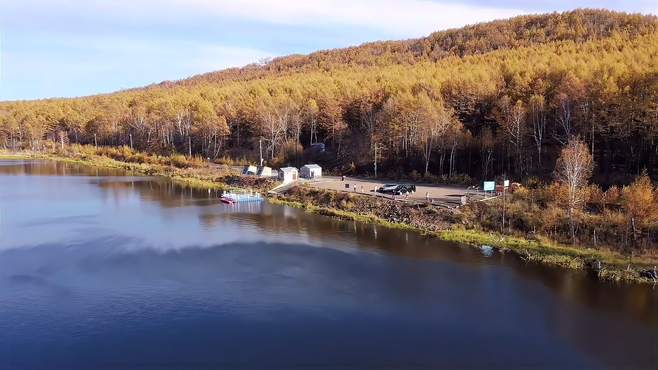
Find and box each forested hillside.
[1,9,657,185]
[177,9,656,86]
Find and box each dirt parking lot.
[305,176,469,205]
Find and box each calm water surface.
[0,160,656,370]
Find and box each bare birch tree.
[529,94,546,167]
[555,138,593,243]
[419,96,453,176]
[555,92,574,145]
[498,97,526,176]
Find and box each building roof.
[301,164,322,169]
[280,167,298,173]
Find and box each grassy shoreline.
[0,150,232,190]
[3,149,656,284]
[268,196,656,284]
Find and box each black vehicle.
[376,184,416,195]
[376,184,400,194]
[400,184,416,194]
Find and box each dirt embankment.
[279,186,457,231]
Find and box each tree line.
[468,137,658,253]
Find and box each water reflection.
[0,160,656,370]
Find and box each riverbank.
[270,186,658,284]
[0,146,274,192]
[3,147,656,284]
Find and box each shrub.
[622,173,657,225]
[169,154,190,168]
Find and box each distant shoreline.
[2,147,656,285]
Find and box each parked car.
[376,184,416,195]
[400,184,416,194]
[376,184,399,194]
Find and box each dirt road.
[304,176,469,206]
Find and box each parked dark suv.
[376,184,416,195]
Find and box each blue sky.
[0,0,656,101]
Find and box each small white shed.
[278,167,299,183]
[300,164,322,179]
[242,165,257,175]
[257,166,272,177]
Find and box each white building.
[257,166,272,177]
[300,164,322,179]
[278,167,299,183]
[242,165,257,175]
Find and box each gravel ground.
[304,176,469,205]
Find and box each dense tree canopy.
[1,9,657,185]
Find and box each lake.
[0,160,656,370]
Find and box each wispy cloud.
[163,0,525,37]
[0,34,273,99]
[3,0,525,38]
[0,0,529,100]
[1,0,656,100]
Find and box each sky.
[0,0,656,101]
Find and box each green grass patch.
[438,228,656,283]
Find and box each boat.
[220,196,235,205]
[221,191,263,203]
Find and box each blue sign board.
[483,181,495,192]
